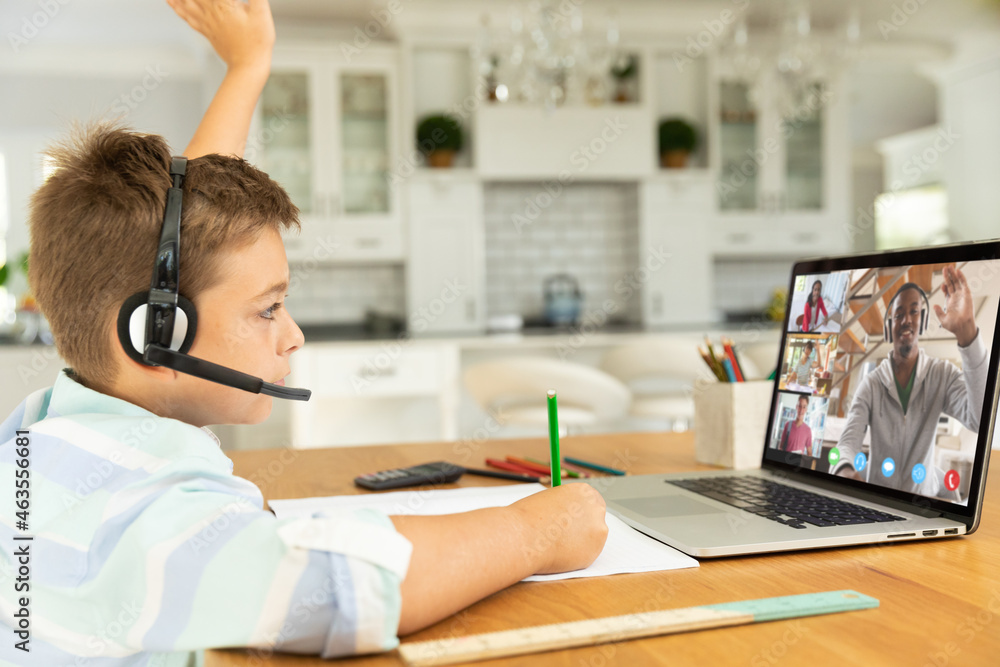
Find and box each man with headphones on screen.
[832,266,988,497]
[0,1,607,665]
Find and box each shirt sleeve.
[27,465,411,661]
[833,374,873,477]
[943,330,989,433]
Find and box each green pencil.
[547,390,561,487]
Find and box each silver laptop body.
[587,240,999,558]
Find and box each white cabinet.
[475,106,655,180]
[406,174,485,333]
[289,341,460,447]
[640,175,714,325]
[708,64,851,257]
[252,44,403,263]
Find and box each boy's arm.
[390,483,609,635]
[168,0,275,158]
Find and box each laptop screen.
[762,246,1000,515]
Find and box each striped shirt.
[0,371,410,666]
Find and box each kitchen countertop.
[297,320,782,348]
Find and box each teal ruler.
[398,590,878,667]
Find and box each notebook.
[586,239,1000,557]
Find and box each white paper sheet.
[269,484,698,581]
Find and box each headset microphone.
[117,156,311,402]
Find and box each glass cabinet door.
[259,72,313,214]
[784,83,824,211]
[718,81,757,211]
[339,73,390,215]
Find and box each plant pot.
[427,150,455,168]
[660,150,690,169]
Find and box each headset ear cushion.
[117,291,199,365]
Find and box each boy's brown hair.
[28,123,299,392]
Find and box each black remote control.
[354,461,464,491]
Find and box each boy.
[0,1,608,665]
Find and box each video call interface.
[765,260,1000,507]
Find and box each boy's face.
[174,228,304,426]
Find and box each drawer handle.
[793,232,818,244]
[728,232,751,244]
[355,238,381,248]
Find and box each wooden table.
[206,433,1000,667]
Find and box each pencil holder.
[693,380,773,470]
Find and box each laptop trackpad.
[617,496,727,518]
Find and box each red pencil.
[723,338,745,382]
[505,456,553,476]
[486,458,539,476]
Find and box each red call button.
[944,469,961,491]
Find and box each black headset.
[882,282,930,343]
[116,156,310,401]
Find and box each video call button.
[828,447,841,467]
[882,458,896,478]
[911,463,927,484]
[945,469,961,491]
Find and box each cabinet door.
[254,61,331,263]
[407,179,484,333]
[329,61,404,260]
[716,78,825,213]
[640,179,714,325]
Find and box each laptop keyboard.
[669,476,907,529]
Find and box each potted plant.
[658,118,698,168]
[416,114,464,168]
[610,54,638,103]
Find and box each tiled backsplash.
[483,182,642,322]
[286,263,405,324]
[713,258,794,317]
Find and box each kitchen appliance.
[544,274,583,326]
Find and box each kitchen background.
[2,0,999,452]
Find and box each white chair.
[462,357,631,433]
[599,340,710,430]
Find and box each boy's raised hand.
[168,0,274,74]
[170,0,276,159]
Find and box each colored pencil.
[547,390,561,487]
[486,458,540,476]
[721,357,737,383]
[506,456,560,477]
[524,456,586,478]
[564,456,627,476]
[698,345,727,382]
[462,467,543,484]
[728,338,748,382]
[722,338,744,382]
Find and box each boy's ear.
[116,291,198,364]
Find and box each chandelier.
[473,1,628,108]
[720,2,861,119]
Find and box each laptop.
[586,239,1000,557]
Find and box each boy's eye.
[259,302,283,320]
